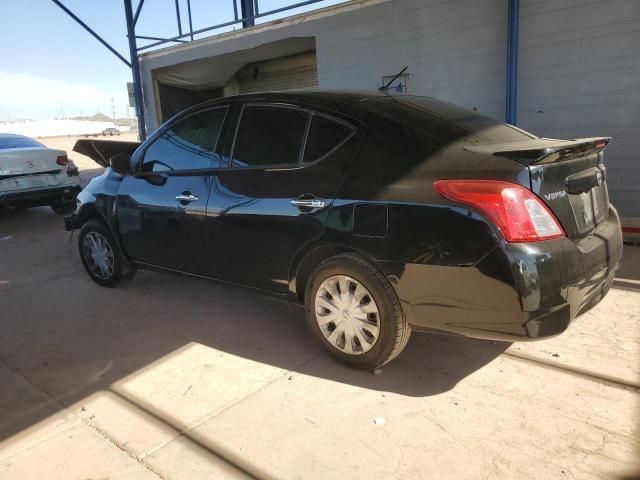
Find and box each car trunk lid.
[0,147,67,179]
[465,137,611,239]
[73,139,141,168]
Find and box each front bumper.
[0,185,81,208]
[382,207,623,341]
[64,212,77,231]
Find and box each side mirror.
[109,153,133,175]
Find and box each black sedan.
[66,91,623,369]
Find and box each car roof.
[0,133,33,140]
[213,90,399,107]
[182,90,449,125]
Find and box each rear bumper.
[0,185,81,207]
[382,207,623,341]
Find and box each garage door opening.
[151,37,317,124]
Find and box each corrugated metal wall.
[236,51,318,94]
[517,0,640,218]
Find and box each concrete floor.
[0,160,639,479]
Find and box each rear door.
[116,106,228,275]
[206,102,359,293]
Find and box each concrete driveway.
[0,179,639,479]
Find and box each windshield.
[0,136,45,150]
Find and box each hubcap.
[315,275,380,355]
[82,231,115,280]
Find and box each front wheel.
[305,253,411,370]
[78,219,136,287]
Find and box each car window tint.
[232,106,308,167]
[0,137,45,150]
[303,115,353,163]
[142,107,227,173]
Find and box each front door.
[206,103,360,292]
[117,106,228,275]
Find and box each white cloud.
[0,72,129,119]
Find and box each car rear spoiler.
[463,137,610,165]
[73,139,141,168]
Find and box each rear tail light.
[56,154,68,166]
[434,179,565,242]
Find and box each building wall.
[138,0,640,218]
[518,0,640,218]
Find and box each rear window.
[0,137,45,150]
[394,96,536,145]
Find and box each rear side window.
[142,107,227,173]
[232,105,308,167]
[302,115,353,163]
[0,137,44,150]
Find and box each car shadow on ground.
[0,205,510,448]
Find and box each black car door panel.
[117,106,228,276]
[205,103,361,293]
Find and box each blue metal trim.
[137,0,328,51]
[241,0,255,28]
[50,0,131,67]
[132,0,145,27]
[505,0,519,125]
[186,0,194,41]
[124,0,147,140]
[174,0,183,36]
[136,35,187,43]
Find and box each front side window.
[303,115,353,163]
[141,107,227,173]
[232,105,308,167]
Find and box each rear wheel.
[305,253,411,369]
[78,219,136,287]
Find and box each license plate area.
[569,183,608,234]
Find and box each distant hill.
[0,118,35,124]
[70,113,113,122]
[70,113,135,127]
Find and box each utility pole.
[110,97,116,126]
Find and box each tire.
[78,219,137,287]
[305,253,411,370]
[51,202,76,215]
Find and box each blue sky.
[0,0,346,120]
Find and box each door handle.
[291,196,326,210]
[175,192,199,203]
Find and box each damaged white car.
[0,133,81,214]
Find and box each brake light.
[434,179,565,242]
[56,154,68,166]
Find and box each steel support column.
[240,0,256,28]
[505,0,520,125]
[50,0,131,67]
[124,0,147,140]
